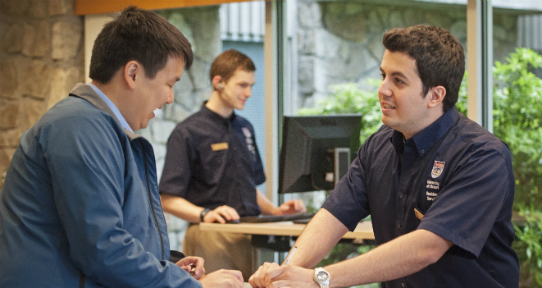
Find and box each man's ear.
[124,61,140,90]
[212,75,223,90]
[427,85,446,109]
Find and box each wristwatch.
[313,267,330,288]
[200,208,211,223]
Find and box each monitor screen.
[278,114,362,194]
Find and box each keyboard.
[227,213,315,224]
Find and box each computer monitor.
[278,114,362,194]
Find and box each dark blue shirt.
[159,105,265,217]
[323,107,519,288]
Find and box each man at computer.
[249,25,519,288]
[159,49,306,280]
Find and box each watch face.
[316,271,329,282]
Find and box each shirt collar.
[200,101,236,126]
[88,83,133,132]
[391,106,460,156]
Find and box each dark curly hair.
[383,25,465,112]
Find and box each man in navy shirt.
[159,50,306,280]
[249,25,519,288]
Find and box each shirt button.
[399,194,404,199]
[402,283,405,287]
[397,224,401,229]
[420,149,425,154]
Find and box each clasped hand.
[249,262,318,288]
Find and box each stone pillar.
[0,0,83,189]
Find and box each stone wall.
[0,0,221,251]
[296,0,519,109]
[0,0,83,189]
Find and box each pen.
[284,246,297,265]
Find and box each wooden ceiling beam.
[75,0,262,15]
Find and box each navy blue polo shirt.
[323,107,519,288]
[159,104,266,216]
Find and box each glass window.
[493,7,542,287]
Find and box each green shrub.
[514,206,542,287]
[492,48,542,210]
[491,48,542,286]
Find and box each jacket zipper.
[79,270,85,288]
[142,147,165,259]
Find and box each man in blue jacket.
[0,6,243,288]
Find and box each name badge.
[211,142,228,151]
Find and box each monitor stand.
[323,147,350,187]
[334,147,350,186]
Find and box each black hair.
[89,6,193,83]
[383,25,465,112]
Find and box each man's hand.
[275,199,306,215]
[203,205,240,223]
[249,262,316,288]
[176,256,205,280]
[200,269,244,288]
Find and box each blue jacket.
[0,84,201,287]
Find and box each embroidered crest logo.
[242,127,256,155]
[242,127,251,138]
[431,160,445,178]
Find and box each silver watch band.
[314,267,330,288]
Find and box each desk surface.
[200,221,374,240]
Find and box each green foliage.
[492,48,542,210]
[456,72,468,115]
[514,206,542,287]
[318,242,362,267]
